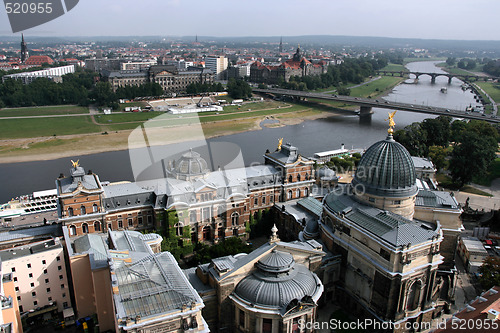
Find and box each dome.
[172,150,209,179]
[352,134,417,198]
[233,250,322,311]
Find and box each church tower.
[279,37,283,54]
[20,34,28,63]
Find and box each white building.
[205,56,228,80]
[2,65,75,84]
[457,236,489,273]
[0,238,73,314]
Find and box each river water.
[0,61,481,202]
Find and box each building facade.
[205,56,228,80]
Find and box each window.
[289,175,293,183]
[63,302,68,308]
[297,174,301,182]
[58,265,62,271]
[263,196,266,205]
[94,221,101,232]
[61,284,65,289]
[287,190,292,200]
[263,318,273,333]
[59,275,63,280]
[296,188,300,198]
[80,205,86,215]
[254,197,258,206]
[239,309,245,328]
[11,267,15,272]
[369,197,375,203]
[93,204,98,213]
[27,263,31,268]
[32,291,36,297]
[394,200,401,205]
[29,273,33,278]
[56,256,60,261]
[33,301,38,306]
[138,217,143,225]
[147,215,152,224]
[62,293,66,298]
[43,269,48,274]
[45,278,49,284]
[46,288,51,293]
[42,260,46,265]
[69,225,76,235]
[17,296,21,301]
[13,277,17,282]
[67,207,74,217]
[304,187,309,197]
[231,212,239,226]
[174,222,184,237]
[118,220,123,228]
[19,305,23,312]
[48,297,52,302]
[15,286,19,291]
[82,223,89,233]
[380,248,391,261]
[30,283,34,288]
[128,218,133,227]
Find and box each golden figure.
[277,138,283,151]
[386,111,397,134]
[71,159,80,168]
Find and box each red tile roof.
[25,55,54,65]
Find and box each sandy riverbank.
[0,109,337,164]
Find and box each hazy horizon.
[1,0,499,41]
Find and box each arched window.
[174,222,184,237]
[297,174,301,182]
[82,223,89,234]
[231,212,239,226]
[305,173,309,180]
[67,207,74,217]
[190,211,197,223]
[202,226,211,241]
[304,187,309,197]
[289,175,293,183]
[287,190,292,200]
[93,204,98,213]
[94,221,101,232]
[80,206,86,215]
[69,225,76,236]
[406,280,422,311]
[296,189,301,198]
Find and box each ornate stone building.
[250,46,327,84]
[319,131,445,331]
[56,142,314,246]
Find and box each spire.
[269,224,280,243]
[279,36,283,53]
[20,33,28,63]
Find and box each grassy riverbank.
[0,105,89,117]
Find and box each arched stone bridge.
[375,70,498,84]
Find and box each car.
[446,109,450,112]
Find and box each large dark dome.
[352,134,417,198]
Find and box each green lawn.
[380,63,407,72]
[436,173,493,196]
[0,116,101,139]
[349,76,404,98]
[0,105,89,117]
[404,57,446,64]
[474,82,500,104]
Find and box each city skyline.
[0,0,499,41]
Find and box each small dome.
[256,250,294,273]
[352,135,417,198]
[173,150,209,179]
[304,219,319,240]
[234,251,321,311]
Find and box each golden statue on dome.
[386,111,397,134]
[277,138,283,151]
[71,159,80,168]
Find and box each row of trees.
[394,117,499,187]
[227,78,252,99]
[483,60,500,77]
[186,82,224,95]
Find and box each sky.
[0,0,499,40]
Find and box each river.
[0,61,481,202]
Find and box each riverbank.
[0,107,337,164]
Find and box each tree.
[449,131,497,187]
[478,257,500,290]
[421,116,451,147]
[394,122,428,157]
[428,146,448,171]
[446,57,456,66]
[227,78,252,99]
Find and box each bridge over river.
[375,70,499,84]
[252,88,500,123]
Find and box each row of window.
[286,188,309,200]
[368,197,401,205]
[18,300,68,313]
[288,173,310,183]
[67,204,98,217]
